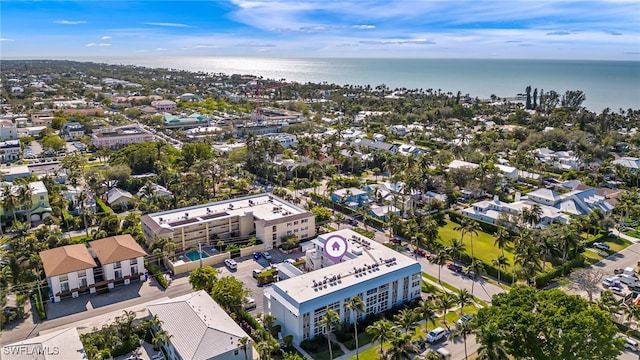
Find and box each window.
[272,234,277,241]
[301,219,308,223]
[287,222,292,227]
[234,350,239,356]
[272,225,277,232]
[294,221,299,225]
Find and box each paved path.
[610,228,640,244]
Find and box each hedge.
[144,259,168,289]
[448,210,502,234]
[32,293,47,320]
[95,198,114,214]
[535,254,586,288]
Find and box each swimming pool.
[185,250,210,262]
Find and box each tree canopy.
[475,286,622,360]
[188,266,219,293]
[210,276,249,315]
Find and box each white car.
[224,258,237,270]
[262,252,272,261]
[603,276,620,288]
[593,242,610,250]
[284,258,296,265]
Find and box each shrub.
[144,259,168,289]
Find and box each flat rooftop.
[147,193,309,229]
[268,229,419,305]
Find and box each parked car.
[284,258,296,265]
[618,274,638,285]
[253,252,261,260]
[412,339,426,350]
[244,297,256,310]
[628,284,640,293]
[224,258,237,270]
[593,242,610,250]
[447,263,464,272]
[614,268,624,275]
[456,314,474,326]
[348,218,358,226]
[262,252,272,261]
[603,276,620,288]
[426,327,447,343]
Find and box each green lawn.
[313,347,345,360]
[583,236,632,265]
[352,342,389,360]
[437,220,514,270]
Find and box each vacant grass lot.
[437,220,514,270]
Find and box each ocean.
[80,57,640,112]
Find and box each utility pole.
[198,241,203,269]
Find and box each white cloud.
[352,25,375,30]
[359,39,436,45]
[156,48,168,51]
[101,36,112,40]
[86,43,111,47]
[144,22,190,27]
[54,20,87,25]
[194,44,218,48]
[0,38,15,42]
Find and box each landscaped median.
[144,259,168,289]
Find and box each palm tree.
[393,308,417,334]
[152,329,170,351]
[491,255,509,284]
[431,249,450,283]
[17,183,32,223]
[76,190,91,237]
[2,184,19,226]
[450,322,473,360]
[366,319,393,360]
[319,309,341,360]
[436,293,455,330]
[238,336,251,360]
[493,228,511,256]
[345,296,365,360]
[257,340,274,360]
[464,219,481,258]
[474,323,509,360]
[446,238,465,264]
[414,300,436,333]
[422,216,440,250]
[456,288,473,315]
[386,329,418,360]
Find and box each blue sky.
[1,0,639,59]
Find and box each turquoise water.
[72,56,640,112]
[185,250,210,262]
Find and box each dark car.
[348,218,358,226]
[447,263,464,272]
[412,339,426,350]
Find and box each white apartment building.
[140,194,315,251]
[91,126,154,149]
[0,140,21,163]
[263,229,422,344]
[0,120,18,140]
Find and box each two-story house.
[40,244,97,302]
[89,235,147,289]
[331,187,370,208]
[61,122,85,140]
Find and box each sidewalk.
[610,228,640,243]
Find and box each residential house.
[533,147,581,170]
[365,181,419,211]
[463,196,570,228]
[105,187,135,208]
[369,204,401,220]
[354,138,398,154]
[89,235,147,289]
[147,290,253,360]
[151,100,177,112]
[331,188,370,208]
[613,156,640,171]
[61,122,85,140]
[495,164,519,180]
[263,132,298,148]
[448,159,480,170]
[390,125,408,137]
[0,327,87,360]
[136,183,173,200]
[0,181,51,223]
[40,244,97,302]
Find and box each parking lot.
[215,249,302,317]
[587,243,640,297]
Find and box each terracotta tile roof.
[89,234,147,265]
[40,244,97,278]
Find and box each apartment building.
[140,194,315,251]
[91,126,154,149]
[0,140,21,163]
[263,229,422,344]
[151,100,177,112]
